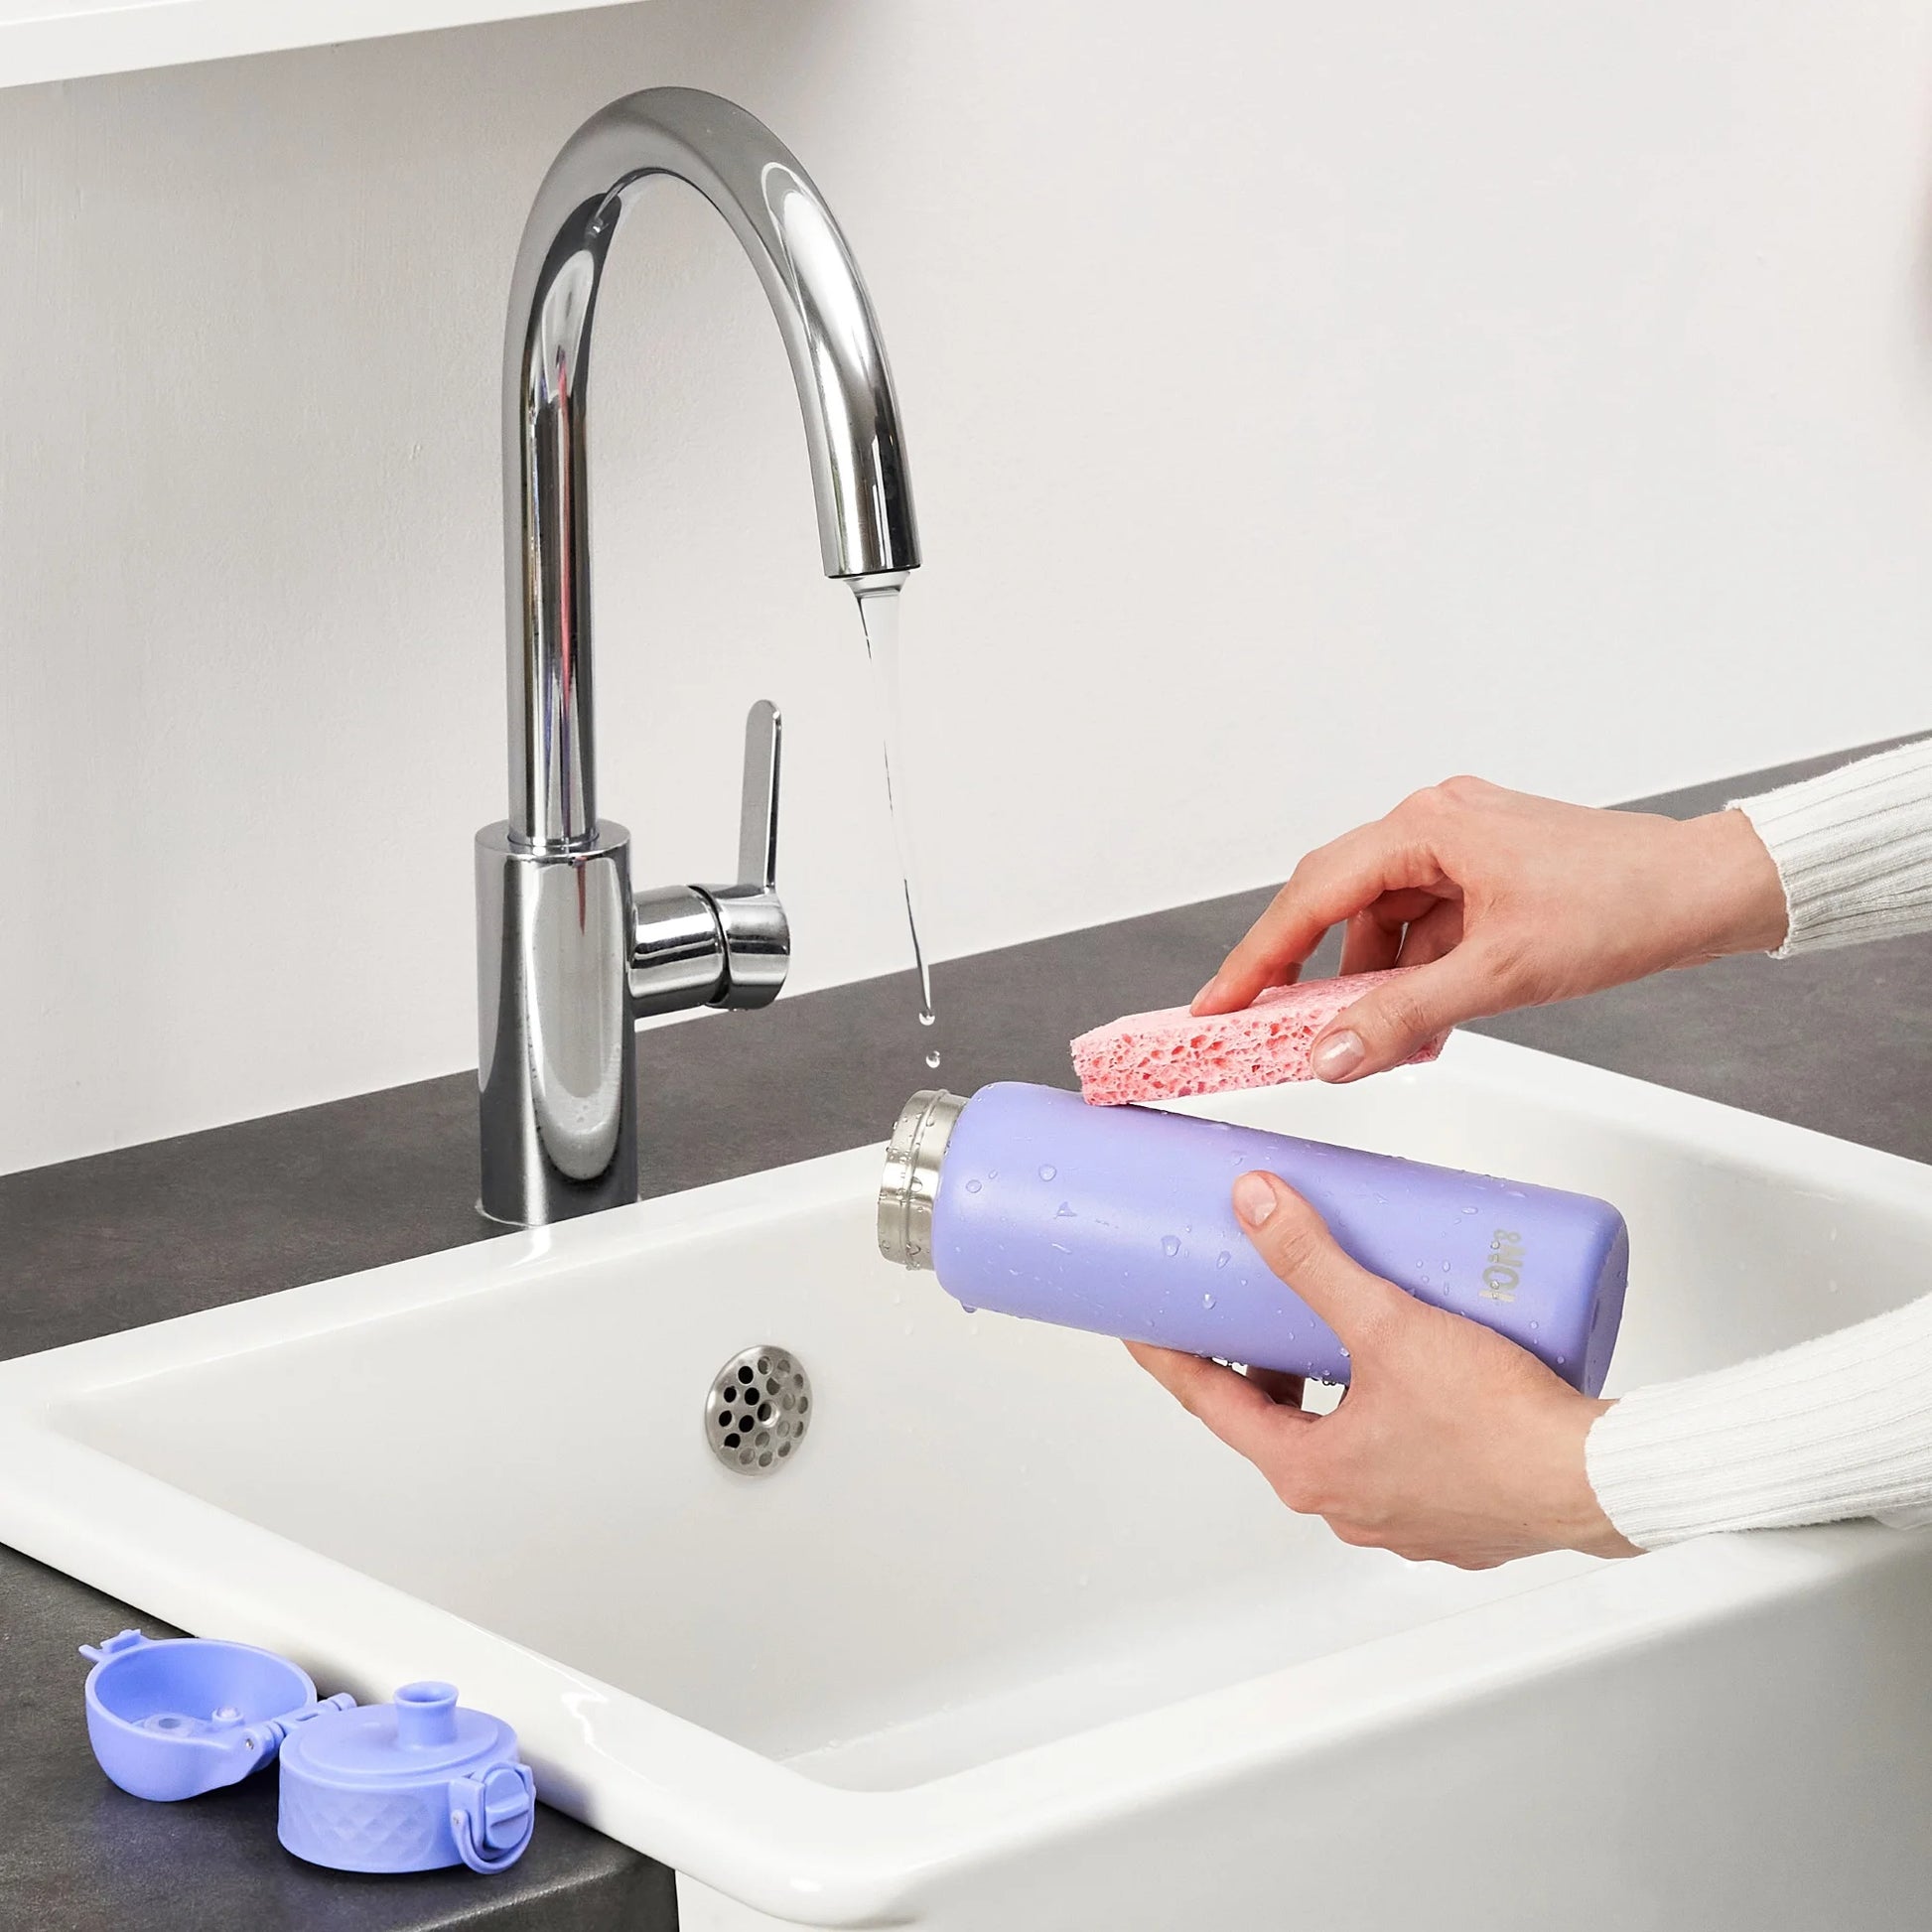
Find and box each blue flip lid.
[79,1629,351,1804]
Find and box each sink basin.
[5,1033,1932,1928]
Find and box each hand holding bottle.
[1129,1173,1637,1568]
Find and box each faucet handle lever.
[705,699,788,1012]
[631,702,789,1019]
[736,699,781,893]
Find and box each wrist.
[1544,1395,1640,1559]
[1681,808,1789,957]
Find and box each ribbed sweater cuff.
[1731,736,1932,956]
[1586,1296,1932,1548]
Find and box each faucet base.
[475,822,638,1227]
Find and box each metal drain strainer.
[705,1345,811,1475]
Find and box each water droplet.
[1055,1201,1076,1219]
[924,1048,941,1069]
[1557,1354,1568,1365]
[988,1169,999,1179]
[1161,1235,1180,1257]
[1049,1241,1070,1254]
[1201,1293,1216,1310]
[1460,1205,1477,1215]
[1529,1320,1540,1331]
[918,1010,935,1028]
[1215,1251,1231,1269]
[1441,1261,1451,1272]
[959,1305,977,1315]
[965,1178,982,1194]
[1038,1165,1057,1181]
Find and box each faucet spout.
[503,86,920,849]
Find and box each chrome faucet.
[476,88,920,1226]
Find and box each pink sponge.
[1070,969,1447,1106]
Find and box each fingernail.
[1190,976,1225,1014]
[1311,1029,1365,1081]
[1233,1173,1278,1227]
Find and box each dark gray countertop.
[4,738,1928,1930]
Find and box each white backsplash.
[3,0,1930,1171]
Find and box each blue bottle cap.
[79,1634,535,1876]
[277,1680,536,1875]
[79,1629,351,1803]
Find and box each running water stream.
[853,582,940,1073]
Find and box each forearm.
[1585,1295,1932,1548]
[1732,735,1932,956]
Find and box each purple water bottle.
[878,1082,1627,1395]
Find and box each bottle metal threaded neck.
[877,1088,965,1269]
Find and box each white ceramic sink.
[5,1033,1932,1929]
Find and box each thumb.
[1311,947,1501,1082]
[1232,1173,1408,1349]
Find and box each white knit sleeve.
[1580,741,1932,1549]
[1731,736,1932,955]
[1585,1296,1932,1548]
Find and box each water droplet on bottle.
[1529,1320,1540,1331]
[1215,1251,1231,1269]
[1161,1235,1180,1257]
[1049,1241,1069,1254]
[1461,1205,1477,1215]
[1055,1201,1076,1219]
[965,1178,982,1194]
[1201,1293,1216,1310]
[924,1048,941,1069]
[1557,1354,1568,1365]
[959,1304,977,1315]
[988,1169,999,1179]
[1441,1261,1451,1272]
[1038,1165,1057,1181]
[918,1010,936,1028]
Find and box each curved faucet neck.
[501,86,920,850]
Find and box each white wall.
[5,0,1932,1173]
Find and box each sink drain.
[705,1345,811,1476]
